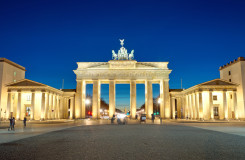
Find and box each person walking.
[12,117,15,131]
[151,113,155,123]
[23,117,27,127]
[8,117,13,131]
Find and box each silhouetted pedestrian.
[23,117,27,127]
[8,117,13,131]
[12,117,15,131]
[151,114,155,123]
[111,114,115,124]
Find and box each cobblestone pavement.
[0,120,245,160]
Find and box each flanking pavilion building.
[0,41,244,121]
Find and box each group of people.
[111,114,127,125]
[8,117,27,131]
[8,117,15,131]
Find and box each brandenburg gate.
[74,40,172,119]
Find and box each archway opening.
[100,84,109,119]
[136,84,145,117]
[85,84,93,118]
[153,84,160,117]
[116,84,130,116]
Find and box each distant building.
[219,57,245,120]
[0,58,25,119]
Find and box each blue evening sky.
[1,0,245,109]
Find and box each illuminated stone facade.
[170,79,238,120]
[73,60,172,119]
[0,58,25,119]
[0,52,244,121]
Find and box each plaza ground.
[0,119,245,160]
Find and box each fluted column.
[159,80,165,118]
[164,80,170,118]
[130,80,136,119]
[195,92,199,119]
[233,91,238,119]
[186,95,189,119]
[193,93,197,119]
[60,97,64,119]
[92,80,99,119]
[41,91,46,120]
[57,96,60,119]
[6,92,11,119]
[50,93,54,119]
[191,94,195,119]
[97,80,101,119]
[75,81,81,119]
[54,94,57,119]
[145,80,153,118]
[182,96,185,118]
[189,94,193,118]
[70,97,74,119]
[171,97,175,119]
[45,92,49,119]
[31,91,35,120]
[81,80,86,119]
[109,80,115,118]
[16,91,22,120]
[198,91,203,120]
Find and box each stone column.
[92,80,99,119]
[75,81,81,119]
[45,92,49,120]
[193,93,197,119]
[223,90,228,119]
[195,92,199,119]
[160,80,165,118]
[191,94,195,119]
[145,80,153,118]
[209,90,213,119]
[186,95,189,119]
[181,96,185,118]
[109,80,115,118]
[164,80,171,118]
[171,97,175,119]
[54,94,57,119]
[60,97,64,119]
[6,92,11,119]
[31,91,35,120]
[17,91,22,120]
[189,94,193,119]
[57,96,60,119]
[233,91,238,119]
[41,91,46,120]
[50,93,54,119]
[130,80,136,119]
[198,91,203,120]
[81,80,86,119]
[97,80,101,119]
[65,98,68,118]
[70,97,74,119]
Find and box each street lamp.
[85,99,91,105]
